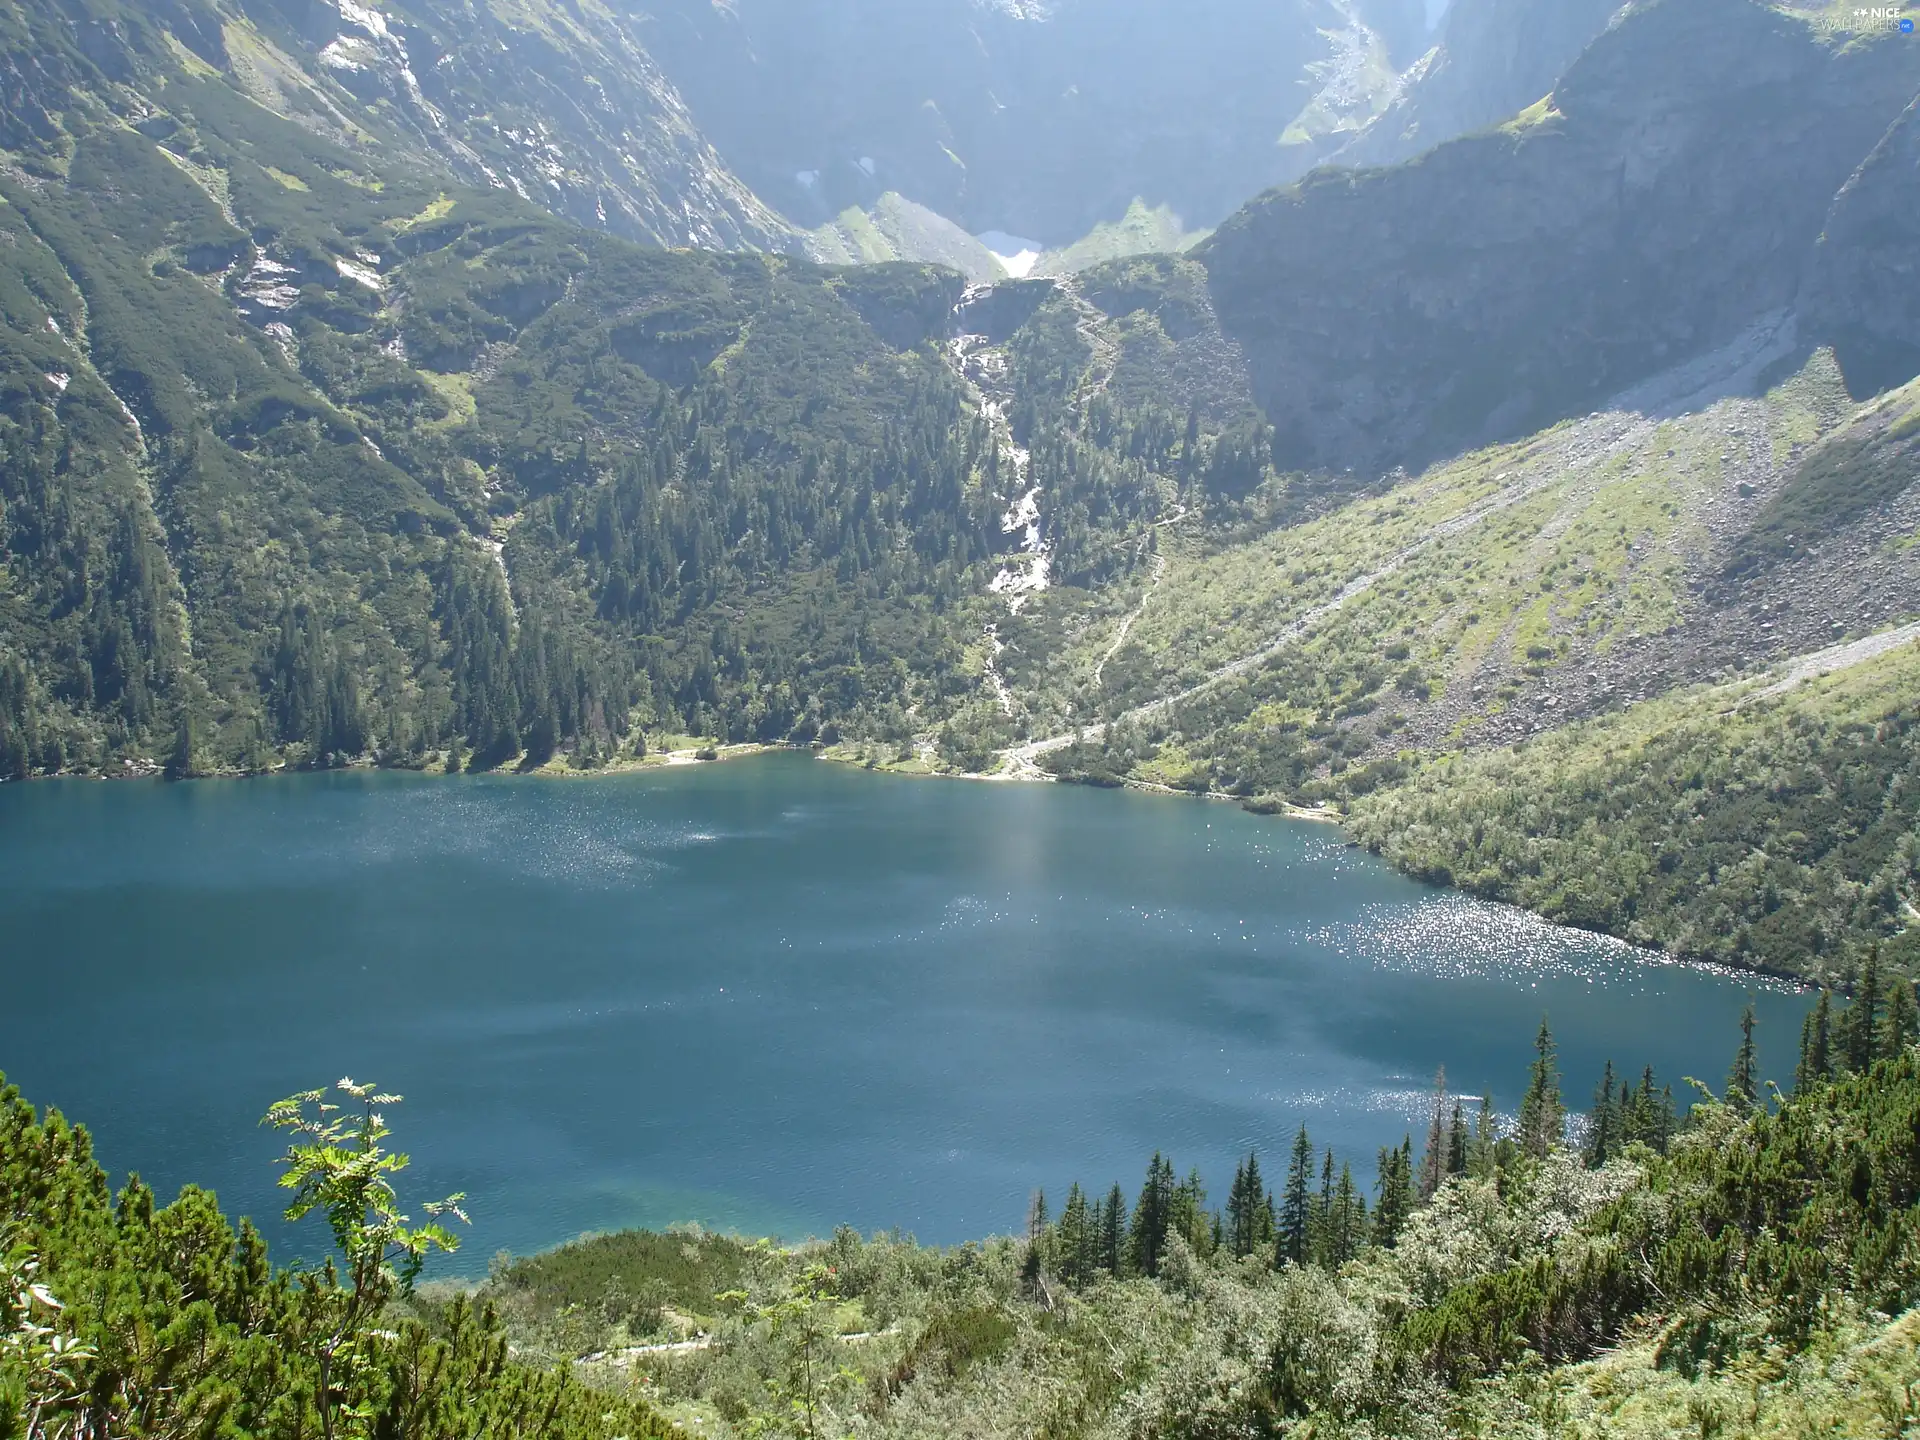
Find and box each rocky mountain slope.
[5,0,796,252]
[1803,90,1920,398]
[1198,0,1920,476]
[917,0,1920,977]
[0,4,1118,776]
[1332,0,1624,168]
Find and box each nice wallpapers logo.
[1794,2,1917,31]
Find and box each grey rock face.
[1336,0,1624,168]
[285,0,799,253]
[1802,94,1920,398]
[1199,0,1920,477]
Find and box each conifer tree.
[1518,1016,1564,1158]
[1057,1183,1094,1288]
[1881,977,1918,1058]
[166,708,198,781]
[1726,1005,1758,1112]
[1169,1168,1211,1256]
[1127,1155,1176,1278]
[1417,1066,1450,1201]
[1469,1092,1501,1179]
[1225,1152,1269,1259]
[1620,1075,1681,1159]
[1617,1066,1674,1153]
[1797,1006,1815,1088]
[1802,991,1834,1087]
[1372,1139,1415,1248]
[1587,1060,1620,1166]
[1277,1126,1315,1267]
[1324,1163,1366,1266]
[1447,1100,1470,1178]
[1847,947,1884,1074]
[1312,1149,1336,1262]
[1100,1185,1126,1276]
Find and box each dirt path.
[1002,457,1590,767]
[1747,620,1920,699]
[1091,550,1168,688]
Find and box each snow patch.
[335,0,392,41]
[336,257,384,291]
[976,231,1044,279]
[976,231,1042,255]
[319,35,377,71]
[45,372,70,394]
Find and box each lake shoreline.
[4,741,1812,994]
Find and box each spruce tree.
[1058,1184,1093,1288]
[1469,1092,1501,1179]
[1847,947,1884,1074]
[1169,1168,1210,1256]
[166,709,198,781]
[1311,1149,1335,1264]
[1320,1163,1366,1268]
[1796,1005,1823,1093]
[1518,1016,1564,1158]
[1808,991,1833,1081]
[1417,1066,1449,1201]
[1100,1185,1126,1276]
[1277,1126,1315,1267]
[1373,1139,1415,1248]
[1127,1155,1175,1278]
[1881,977,1918,1058]
[1726,1005,1758,1112]
[1587,1060,1620,1166]
[1447,1101,1470,1179]
[1225,1157,1249,1257]
[1226,1153,1268,1259]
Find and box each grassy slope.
[805,193,1007,284]
[1015,356,1845,751]
[1345,634,1920,985]
[996,347,1920,978]
[1032,199,1210,278]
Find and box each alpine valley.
[9,1,1920,1438]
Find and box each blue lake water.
[0,755,1805,1269]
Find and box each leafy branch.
[264,1078,467,1440]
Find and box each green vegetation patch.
[1348,640,1920,982]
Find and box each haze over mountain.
[637,0,1412,244]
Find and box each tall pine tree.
[1372,1139,1415,1249]
[1587,1060,1620,1166]
[1277,1126,1315,1267]
[1882,977,1918,1058]
[1518,1016,1564,1158]
[1417,1067,1450,1201]
[1127,1155,1176,1278]
[1726,1005,1758,1112]
[1846,947,1884,1074]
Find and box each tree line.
[1021,976,1916,1295]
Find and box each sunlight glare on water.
[0,754,1805,1269]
